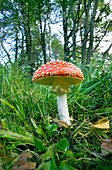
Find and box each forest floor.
[0,62,112,169]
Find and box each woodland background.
[0,0,112,72]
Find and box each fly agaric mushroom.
[32,61,84,125]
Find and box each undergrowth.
[0,60,112,169]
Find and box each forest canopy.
[0,0,112,72]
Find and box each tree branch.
[95,1,111,23]
[93,20,112,52]
[102,43,112,60]
[1,39,12,63]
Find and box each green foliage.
[0,59,112,169]
[37,146,58,170]
[34,137,47,152]
[51,34,64,60]
[59,161,76,170]
[1,0,112,67]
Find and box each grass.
[0,60,112,169]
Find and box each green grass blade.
[81,81,101,94]
[0,130,34,144]
[0,98,24,121]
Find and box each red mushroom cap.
[32,61,84,85]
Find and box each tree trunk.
[40,19,47,64]
[86,0,99,64]
[42,32,47,64]
[48,19,52,61]
[70,2,76,60]
[37,1,47,64]
[15,27,18,63]
[69,0,81,61]
[20,31,24,66]
[82,0,91,65]
[15,2,19,63]
[62,0,69,62]
[21,3,32,73]
[63,16,69,62]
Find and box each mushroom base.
[57,94,71,125]
[51,78,71,125]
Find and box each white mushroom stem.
[51,78,71,125]
[57,93,71,125]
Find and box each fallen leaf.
[103,138,112,142]
[13,162,36,170]
[52,119,68,128]
[101,138,112,156]
[12,152,36,170]
[90,117,110,129]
